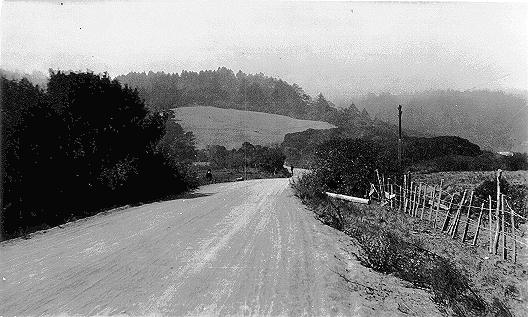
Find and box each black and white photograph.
[1,1,527,316]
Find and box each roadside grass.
[292,173,523,316]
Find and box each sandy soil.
[0,177,440,316]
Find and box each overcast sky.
[1,1,527,98]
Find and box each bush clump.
[474,177,528,224]
[308,138,398,198]
[1,72,197,240]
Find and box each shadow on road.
[176,192,215,200]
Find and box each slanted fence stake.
[506,200,516,263]
[390,183,394,209]
[420,185,427,219]
[441,194,455,232]
[488,196,493,254]
[408,179,412,214]
[462,191,474,242]
[429,185,436,221]
[434,180,444,229]
[376,169,382,201]
[472,203,484,246]
[450,190,467,238]
[412,182,417,216]
[493,170,502,254]
[416,183,421,217]
[399,183,403,211]
[408,182,413,215]
[502,194,507,260]
[403,175,408,214]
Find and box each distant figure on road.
[205,169,213,183]
[290,165,294,175]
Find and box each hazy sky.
[1,1,527,98]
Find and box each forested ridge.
[115,67,376,129]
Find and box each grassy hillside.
[173,106,335,149]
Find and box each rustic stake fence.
[374,170,526,263]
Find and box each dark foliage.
[403,136,482,163]
[202,142,288,176]
[282,125,400,169]
[1,72,197,240]
[413,151,528,173]
[283,127,527,173]
[306,138,398,198]
[474,177,528,223]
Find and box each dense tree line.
[116,68,374,129]
[1,72,197,240]
[283,126,527,172]
[200,142,287,175]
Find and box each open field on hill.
[172,106,335,149]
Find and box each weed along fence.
[380,170,526,263]
[327,169,526,263]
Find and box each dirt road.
[0,178,439,316]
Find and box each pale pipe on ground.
[325,192,370,204]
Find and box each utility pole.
[398,105,403,173]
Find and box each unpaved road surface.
[0,178,439,316]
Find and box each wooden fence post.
[420,185,427,219]
[434,180,444,229]
[403,175,408,214]
[450,190,467,238]
[441,194,455,232]
[376,169,382,200]
[409,182,414,215]
[429,185,436,221]
[506,200,516,263]
[414,183,420,216]
[408,182,412,215]
[382,175,386,197]
[411,183,417,216]
[488,196,493,254]
[506,201,517,263]
[416,183,423,217]
[493,170,502,254]
[390,183,394,209]
[397,184,402,211]
[502,194,507,260]
[472,203,484,246]
[412,182,418,216]
[462,191,474,242]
